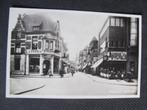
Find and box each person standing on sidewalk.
[59,68,64,78]
[48,68,53,77]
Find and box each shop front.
[91,51,127,79]
[29,55,40,74]
[99,61,126,79]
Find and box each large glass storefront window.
[29,58,40,73]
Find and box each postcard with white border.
[6,7,142,99]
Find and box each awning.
[82,64,87,70]
[91,58,103,68]
[62,59,69,64]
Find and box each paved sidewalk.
[10,78,45,95]
[85,73,138,86]
[11,73,72,78]
[10,73,73,95]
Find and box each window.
[32,36,38,50]
[11,48,15,54]
[50,41,53,50]
[115,18,120,26]
[110,17,124,27]
[130,34,137,46]
[55,40,60,49]
[26,36,31,40]
[26,42,31,49]
[38,41,41,49]
[120,19,124,27]
[110,18,115,26]
[45,40,49,49]
[100,41,106,53]
[32,26,40,31]
[39,36,42,40]
[16,32,21,39]
[29,58,40,72]
[130,61,135,72]
[21,48,25,53]
[55,40,58,48]
[15,57,20,70]
[21,33,25,38]
[15,42,21,53]
[130,18,137,46]
[58,40,60,49]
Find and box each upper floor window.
[45,40,49,49]
[110,17,124,27]
[32,26,40,31]
[26,36,31,40]
[39,36,42,40]
[11,48,15,54]
[130,18,138,46]
[115,18,120,26]
[26,42,31,49]
[110,18,115,26]
[32,36,38,50]
[50,41,53,50]
[55,40,60,49]
[130,34,137,46]
[16,32,21,39]
[15,42,21,53]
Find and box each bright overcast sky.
[8,8,109,61]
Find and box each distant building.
[91,16,139,78]
[78,37,99,73]
[10,14,68,76]
[78,46,89,71]
[88,37,99,65]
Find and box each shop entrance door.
[43,60,50,75]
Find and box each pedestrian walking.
[71,68,75,76]
[59,68,64,78]
[48,68,53,77]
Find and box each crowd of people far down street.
[80,65,135,82]
[46,65,134,82]
[47,66,76,78]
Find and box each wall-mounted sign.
[108,51,127,61]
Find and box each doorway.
[43,60,50,75]
[29,58,40,73]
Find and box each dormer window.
[32,25,40,31]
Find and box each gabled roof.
[13,14,25,31]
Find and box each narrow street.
[11,72,137,97]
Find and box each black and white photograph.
[6,7,142,99]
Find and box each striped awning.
[91,58,103,68]
[82,64,88,70]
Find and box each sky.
[8,8,140,61]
